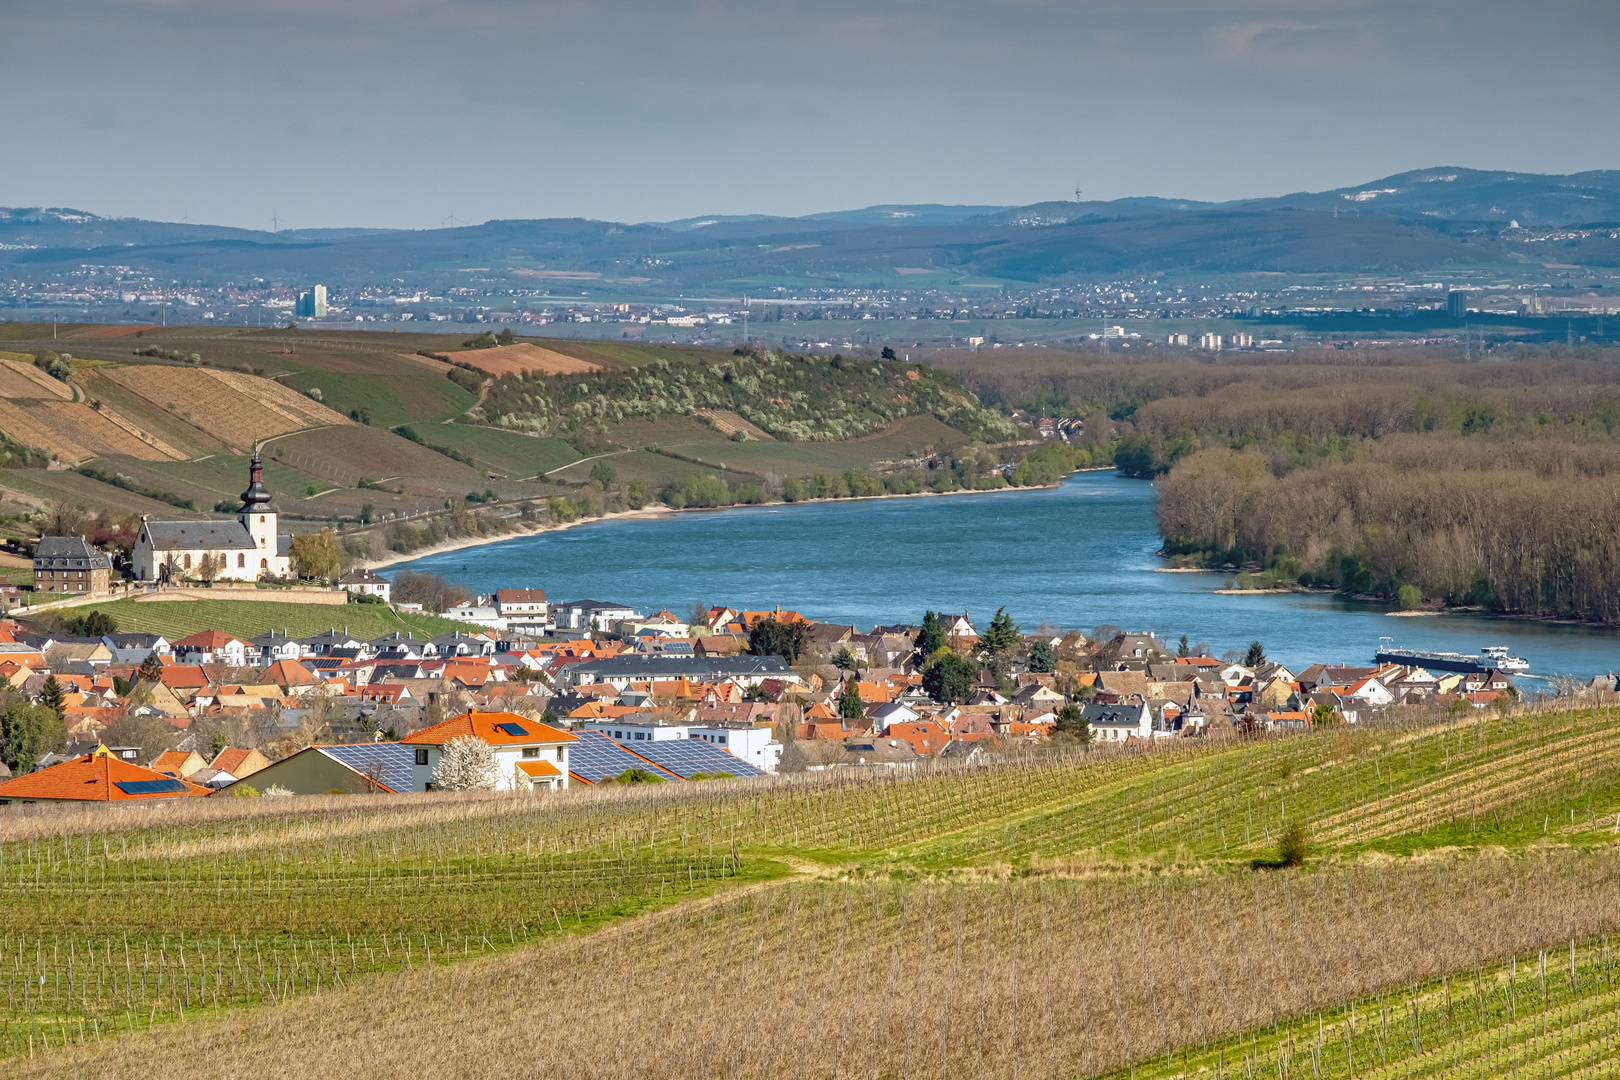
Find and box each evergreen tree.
[0,702,66,774]
[918,611,945,656]
[831,646,856,672]
[1054,703,1092,745]
[838,676,865,720]
[747,618,807,663]
[1178,635,1190,658]
[38,675,65,723]
[923,653,978,704]
[1245,640,1266,667]
[1027,640,1055,673]
[981,606,1020,653]
[138,650,164,683]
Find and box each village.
[0,568,1531,804]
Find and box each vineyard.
[0,707,1616,1075]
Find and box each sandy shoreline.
[359,474,1095,573]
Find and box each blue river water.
[386,473,1620,681]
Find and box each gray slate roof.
[143,520,256,551]
[34,536,112,569]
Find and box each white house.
[494,588,548,620]
[170,630,248,667]
[337,569,391,601]
[132,451,290,582]
[402,710,577,792]
[1082,699,1152,743]
[443,600,506,630]
[687,724,782,774]
[554,599,642,633]
[578,719,691,743]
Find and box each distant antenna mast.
[1074,186,1082,203]
[270,212,280,233]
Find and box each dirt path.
[443,377,493,424]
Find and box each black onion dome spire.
[239,449,277,512]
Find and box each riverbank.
[362,475,1079,573]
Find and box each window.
[414,748,429,766]
[260,558,268,570]
[521,747,538,759]
[260,515,266,523]
[237,553,245,568]
[718,736,726,745]
[183,554,192,569]
[556,747,565,762]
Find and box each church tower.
[238,449,280,576]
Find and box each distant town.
[5,551,1597,808]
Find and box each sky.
[4,0,1618,229]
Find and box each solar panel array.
[495,722,529,737]
[567,732,680,784]
[114,778,189,795]
[319,744,417,793]
[627,738,766,779]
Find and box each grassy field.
[0,708,1617,1072]
[397,424,582,479]
[55,597,469,642]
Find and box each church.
[132,451,291,582]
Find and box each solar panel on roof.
[628,739,766,779]
[568,732,680,784]
[495,721,529,737]
[319,744,417,793]
[114,778,189,795]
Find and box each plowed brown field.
[0,399,173,462]
[440,343,601,377]
[103,366,349,448]
[0,356,71,399]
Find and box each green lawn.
[63,596,467,641]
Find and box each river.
[386,473,1620,681]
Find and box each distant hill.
[3,168,1617,288]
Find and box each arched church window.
[237,553,246,568]
[260,558,269,570]
[183,554,192,569]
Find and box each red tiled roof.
[0,753,209,802]
[264,658,319,687]
[171,630,245,649]
[402,710,578,747]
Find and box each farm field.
[0,356,71,399]
[398,424,582,479]
[0,709,1616,1073]
[0,323,1022,532]
[441,342,601,376]
[99,366,349,451]
[54,596,469,641]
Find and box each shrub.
[1276,820,1310,868]
[1397,583,1423,610]
[232,785,260,798]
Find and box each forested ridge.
[943,344,1620,622]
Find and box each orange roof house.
[403,710,579,792]
[150,749,208,778]
[885,721,949,756]
[209,747,271,779]
[0,750,209,804]
[263,658,321,691]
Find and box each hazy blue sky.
[5,0,1617,228]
